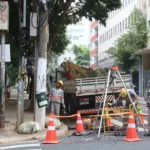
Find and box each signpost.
[0,1,9,128]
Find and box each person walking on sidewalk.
[144,80,150,136]
[49,80,66,116]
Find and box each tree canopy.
[107,8,147,73]
[47,0,121,49]
[7,0,121,85]
[72,45,90,66]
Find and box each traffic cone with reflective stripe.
[43,113,60,144]
[137,104,146,125]
[76,111,85,133]
[123,113,142,142]
[105,107,113,127]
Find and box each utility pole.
[16,0,26,130]
[0,31,5,128]
[31,0,38,121]
[0,1,9,128]
[35,6,49,129]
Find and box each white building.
[57,18,90,66]
[92,0,146,69]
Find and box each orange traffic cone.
[105,107,113,127]
[123,114,142,142]
[43,113,60,144]
[137,104,146,125]
[76,111,85,133]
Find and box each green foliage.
[79,68,106,78]
[8,0,121,85]
[5,64,18,87]
[47,0,121,49]
[107,8,148,73]
[72,45,90,66]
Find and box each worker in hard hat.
[109,88,139,129]
[144,80,150,136]
[49,80,66,116]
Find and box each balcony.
[90,34,98,43]
[90,48,98,56]
[90,63,99,69]
[90,20,98,29]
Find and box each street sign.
[0,44,11,62]
[0,1,9,31]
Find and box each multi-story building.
[90,0,146,70]
[90,21,98,69]
[98,0,146,68]
[57,19,90,66]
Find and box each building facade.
[90,20,98,68]
[90,0,146,69]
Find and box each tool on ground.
[97,66,146,138]
[43,113,60,144]
[123,113,142,142]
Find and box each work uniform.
[144,80,150,134]
[49,88,65,116]
[112,88,139,128]
[114,89,139,109]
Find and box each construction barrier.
[42,109,150,144]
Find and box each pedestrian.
[49,80,66,116]
[144,80,150,136]
[109,88,139,130]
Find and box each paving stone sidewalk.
[0,91,68,145]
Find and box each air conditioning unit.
[0,1,9,31]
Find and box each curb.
[0,123,68,145]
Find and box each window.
[113,27,115,37]
[110,28,112,38]
[125,0,127,7]
[125,18,127,29]
[115,25,117,36]
[122,20,125,31]
[120,22,122,33]
[128,16,131,27]
[117,23,120,34]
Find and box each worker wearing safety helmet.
[112,88,139,108]
[49,80,66,116]
[111,88,139,129]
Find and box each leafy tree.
[73,45,90,66]
[107,8,148,73]
[8,0,121,111]
[47,0,121,49]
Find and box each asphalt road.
[1,134,150,150]
[0,99,149,150]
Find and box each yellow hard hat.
[120,88,127,97]
[58,80,63,86]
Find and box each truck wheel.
[68,103,77,115]
[68,103,72,114]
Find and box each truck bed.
[63,74,131,96]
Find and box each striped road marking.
[0,143,40,150]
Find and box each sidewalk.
[0,91,68,145]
